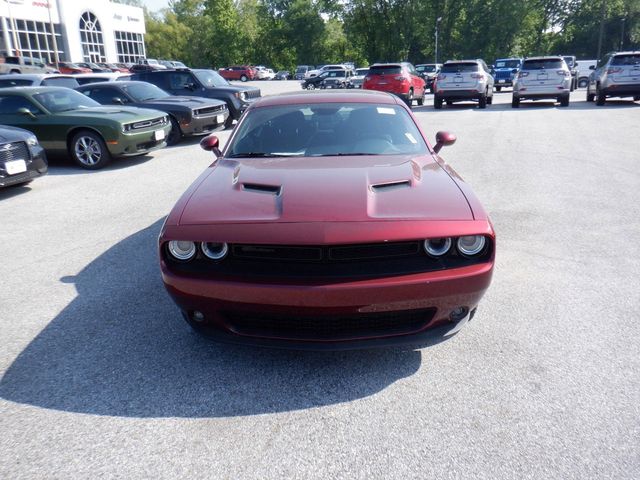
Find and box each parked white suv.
[586,51,640,105]
[306,64,348,78]
[576,59,597,88]
[433,59,494,109]
[512,56,571,107]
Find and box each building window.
[115,30,145,64]
[0,19,65,63]
[79,11,105,62]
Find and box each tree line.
[141,0,640,71]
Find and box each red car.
[218,65,257,82]
[159,90,494,349]
[56,62,92,74]
[363,62,427,107]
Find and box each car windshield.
[227,103,428,157]
[522,59,564,70]
[368,65,402,75]
[41,78,80,88]
[441,63,478,73]
[611,54,640,66]
[33,89,100,112]
[496,60,520,68]
[296,67,308,73]
[417,65,437,73]
[193,70,229,87]
[355,69,369,75]
[125,82,170,101]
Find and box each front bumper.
[161,261,494,349]
[110,124,171,156]
[182,110,229,136]
[0,149,47,188]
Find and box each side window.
[168,73,193,89]
[0,95,42,114]
[86,87,125,105]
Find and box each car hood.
[207,85,259,95]
[57,106,165,121]
[0,125,33,141]
[179,154,473,225]
[140,96,225,109]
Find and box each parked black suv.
[130,68,260,128]
[0,125,47,188]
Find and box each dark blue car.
[492,58,522,91]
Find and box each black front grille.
[0,142,30,166]
[244,89,261,100]
[165,239,493,281]
[194,105,226,117]
[125,116,167,131]
[223,308,436,340]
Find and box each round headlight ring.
[201,242,228,260]
[424,237,452,257]
[167,240,196,261]
[457,235,486,257]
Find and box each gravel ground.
[1,81,639,479]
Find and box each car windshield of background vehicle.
[227,103,428,158]
[522,59,564,70]
[496,60,520,68]
[0,79,32,87]
[441,63,478,73]
[368,65,402,75]
[125,82,170,101]
[193,70,229,87]
[42,78,80,88]
[356,69,369,75]
[33,89,100,112]
[417,65,437,73]
[611,54,640,65]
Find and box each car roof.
[523,56,564,61]
[0,74,74,80]
[0,86,69,94]
[251,90,399,108]
[78,80,143,88]
[610,51,640,56]
[444,60,482,64]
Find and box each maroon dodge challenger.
[159,90,494,349]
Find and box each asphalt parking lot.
[1,81,639,479]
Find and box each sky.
[141,0,170,13]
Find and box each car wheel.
[405,89,414,108]
[69,130,111,169]
[578,78,589,89]
[487,94,493,105]
[478,92,487,109]
[586,90,595,102]
[240,75,248,82]
[596,88,606,106]
[496,86,502,92]
[634,96,640,102]
[306,83,315,90]
[416,89,425,106]
[434,95,443,109]
[559,95,570,107]
[166,117,182,146]
[511,96,520,108]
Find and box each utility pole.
[435,17,442,64]
[596,0,606,61]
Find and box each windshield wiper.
[227,152,301,158]
[313,152,377,156]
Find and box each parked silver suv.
[586,51,640,105]
[512,56,571,107]
[433,59,494,109]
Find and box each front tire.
[416,89,425,106]
[478,92,487,109]
[578,78,589,89]
[434,95,443,109]
[559,95,570,107]
[166,117,182,146]
[596,88,606,106]
[586,90,595,102]
[511,96,520,108]
[69,130,111,169]
[240,75,248,82]
[405,89,414,108]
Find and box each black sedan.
[0,125,47,188]
[301,72,329,90]
[76,81,229,145]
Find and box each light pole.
[435,16,442,64]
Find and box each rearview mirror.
[17,107,36,119]
[200,134,221,157]
[112,97,124,104]
[434,131,456,153]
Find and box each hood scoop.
[371,180,411,192]
[241,182,282,195]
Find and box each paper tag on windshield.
[377,107,396,115]
[405,133,418,144]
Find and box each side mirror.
[512,68,518,74]
[589,65,595,70]
[434,131,456,153]
[17,107,36,119]
[112,97,125,104]
[200,134,221,157]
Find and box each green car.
[0,86,171,169]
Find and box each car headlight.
[167,240,196,261]
[234,92,247,101]
[201,242,228,260]
[424,237,452,257]
[457,235,486,257]
[26,135,38,146]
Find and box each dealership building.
[0,0,146,64]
